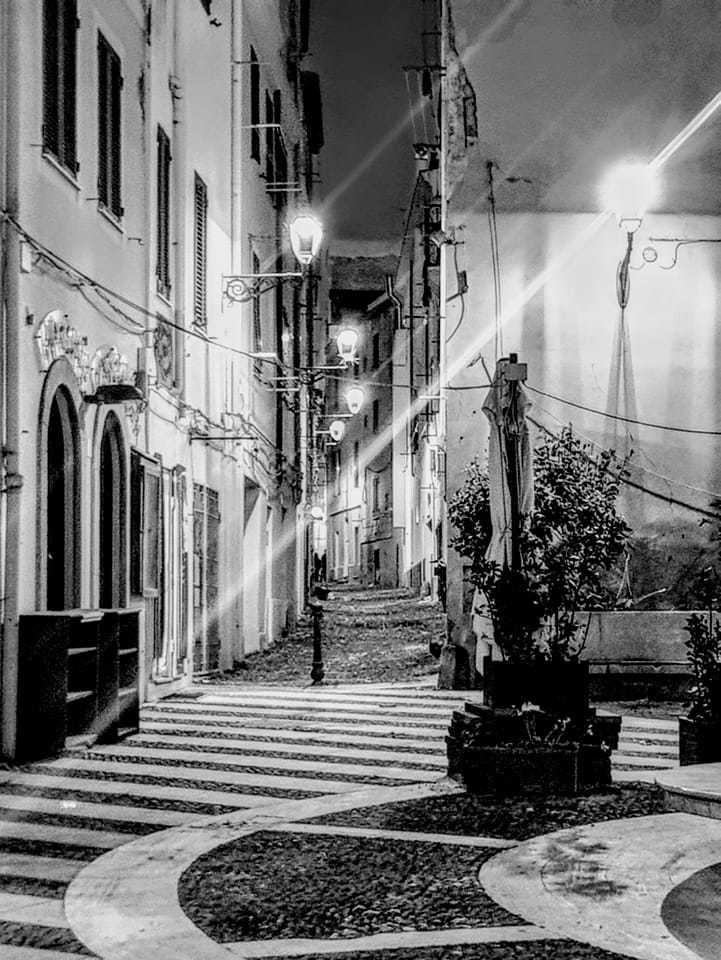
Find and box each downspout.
[1,0,21,757]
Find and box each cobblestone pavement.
[0,677,682,960]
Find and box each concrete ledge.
[659,763,721,820]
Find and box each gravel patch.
[263,942,638,959]
[32,764,314,799]
[303,783,666,841]
[0,837,104,861]
[179,832,523,942]
[0,874,67,897]
[0,920,96,955]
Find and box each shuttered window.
[43,0,78,172]
[97,33,123,218]
[193,174,208,326]
[252,252,263,376]
[156,126,172,298]
[250,47,260,162]
[273,90,287,208]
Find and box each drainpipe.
[142,1,153,454]
[1,0,21,757]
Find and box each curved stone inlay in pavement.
[480,811,721,960]
[64,781,463,960]
[661,861,721,960]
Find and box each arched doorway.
[98,412,126,609]
[46,386,80,610]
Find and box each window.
[372,476,380,513]
[354,526,360,566]
[273,90,287,207]
[353,441,359,488]
[193,174,208,326]
[333,449,342,496]
[372,332,380,369]
[372,399,379,433]
[97,33,123,218]
[250,47,260,162]
[156,126,171,297]
[43,0,78,172]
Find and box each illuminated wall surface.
[446,0,721,546]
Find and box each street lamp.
[345,385,365,415]
[289,213,324,266]
[335,328,359,366]
[601,160,660,309]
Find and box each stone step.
[0,892,68,927]
[193,690,462,715]
[130,731,447,767]
[0,772,274,810]
[0,793,200,827]
[141,719,445,753]
[46,755,373,794]
[0,819,128,849]
[142,708,446,740]
[182,699,451,726]
[612,752,676,769]
[0,852,83,882]
[0,946,84,960]
[90,743,440,783]
[617,740,678,757]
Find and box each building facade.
[441,0,721,685]
[0,0,322,758]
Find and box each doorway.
[98,412,126,609]
[46,387,80,610]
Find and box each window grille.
[43,0,78,172]
[250,47,260,161]
[193,173,208,326]
[97,32,123,218]
[156,126,172,297]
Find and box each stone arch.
[97,410,128,609]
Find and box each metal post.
[310,600,325,684]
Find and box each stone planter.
[482,658,590,718]
[461,744,581,797]
[678,716,721,766]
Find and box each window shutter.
[61,0,78,171]
[250,47,260,162]
[109,47,123,216]
[193,174,208,326]
[42,0,60,157]
[156,126,171,296]
[97,35,109,206]
[273,90,286,208]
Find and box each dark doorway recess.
[46,386,80,610]
[99,411,126,609]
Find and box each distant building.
[0,0,322,759]
[321,256,399,587]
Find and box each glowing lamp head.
[289,214,323,266]
[345,386,365,415]
[600,161,659,229]
[310,505,325,521]
[328,419,346,442]
[336,328,359,365]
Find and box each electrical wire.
[525,382,721,437]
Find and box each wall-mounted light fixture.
[345,386,365,415]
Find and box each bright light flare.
[345,386,365,415]
[600,161,660,227]
[336,327,359,364]
[289,214,323,266]
[328,419,346,442]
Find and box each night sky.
[312,0,423,249]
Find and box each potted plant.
[446,426,628,791]
[679,571,721,765]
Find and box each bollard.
[309,584,329,684]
